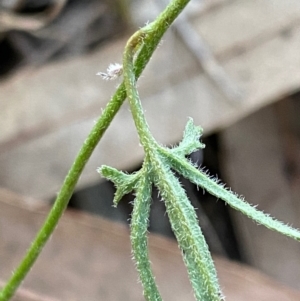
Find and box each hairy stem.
[130,161,162,301]
[162,150,300,241]
[0,1,191,299]
[151,157,223,301]
[123,29,156,148]
[123,1,223,297]
[0,81,126,301]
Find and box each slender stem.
[0,83,126,301]
[123,0,191,149]
[123,30,156,148]
[152,160,223,301]
[0,0,191,300]
[122,0,224,297]
[130,161,162,301]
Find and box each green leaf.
[151,154,223,301]
[98,165,139,206]
[163,151,300,242]
[130,168,162,301]
[170,118,205,157]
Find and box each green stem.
[162,150,300,241]
[0,83,126,301]
[0,0,191,300]
[151,157,223,301]
[123,0,191,150]
[123,30,156,148]
[130,161,162,301]
[123,1,223,297]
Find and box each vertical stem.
[123,30,156,148]
[123,0,191,150]
[130,161,162,301]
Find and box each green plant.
[1,0,300,300]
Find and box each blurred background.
[0,0,300,300]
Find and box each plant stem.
[123,30,156,149]
[130,160,162,301]
[0,83,126,301]
[0,0,191,300]
[122,1,224,298]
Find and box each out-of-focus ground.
[1,188,300,301]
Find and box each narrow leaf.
[130,171,162,301]
[164,152,300,241]
[152,156,223,301]
[170,118,205,157]
[98,165,139,205]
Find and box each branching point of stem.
[0,1,192,300]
